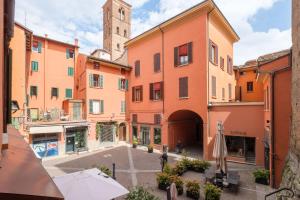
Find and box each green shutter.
[89,74,93,87]
[89,100,93,114]
[66,49,70,59]
[31,61,38,71]
[100,100,104,113]
[38,42,42,53]
[66,89,72,98]
[68,67,74,76]
[100,75,104,88]
[125,80,129,91]
[118,79,121,90]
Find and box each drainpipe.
[44,35,47,111]
[159,26,165,115]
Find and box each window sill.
[179,97,189,100]
[247,91,254,93]
[89,113,104,115]
[151,99,162,102]
[133,101,142,103]
[212,96,217,99]
[90,86,103,89]
[175,63,190,68]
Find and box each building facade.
[103,0,131,61]
[125,0,239,159]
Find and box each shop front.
[65,127,88,153]
[97,122,117,145]
[32,133,59,158]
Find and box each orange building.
[125,0,239,159]
[75,53,130,149]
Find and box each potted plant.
[172,162,187,176]
[170,175,184,195]
[204,183,222,200]
[147,144,153,153]
[163,163,173,175]
[125,186,159,200]
[156,173,171,191]
[191,159,211,173]
[97,165,112,177]
[132,138,138,148]
[253,169,270,185]
[186,180,200,199]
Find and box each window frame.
[247,81,254,92]
[132,86,143,102]
[209,40,218,65]
[68,67,74,76]
[51,87,59,98]
[174,42,193,67]
[179,77,189,98]
[154,127,162,145]
[30,86,38,97]
[134,60,140,77]
[89,99,104,114]
[31,61,39,72]
[65,88,73,99]
[150,82,163,101]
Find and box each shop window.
[150,82,163,101]
[65,88,73,99]
[51,88,59,98]
[66,48,74,59]
[30,86,38,97]
[89,74,104,88]
[209,40,218,65]
[154,128,161,145]
[31,61,39,72]
[118,78,128,90]
[68,67,74,76]
[212,76,216,98]
[32,41,42,53]
[247,82,254,92]
[89,99,104,114]
[132,86,143,102]
[174,42,193,66]
[179,77,188,98]
[226,136,245,157]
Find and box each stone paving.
[43,145,274,200]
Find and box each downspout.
[44,36,47,111]
[270,71,275,188]
[159,26,165,114]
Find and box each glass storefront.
[32,133,59,158]
[226,136,256,163]
[66,128,87,153]
[141,127,150,146]
[154,127,161,145]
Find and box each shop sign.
[228,131,247,136]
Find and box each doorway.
[119,123,127,141]
[141,127,150,146]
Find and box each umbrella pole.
[112,163,116,180]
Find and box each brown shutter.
[179,77,188,98]
[160,81,164,100]
[215,45,218,65]
[132,87,135,101]
[135,60,140,76]
[188,42,193,63]
[212,76,216,97]
[174,47,179,67]
[209,40,212,62]
[154,53,161,72]
[140,85,143,101]
[149,83,154,100]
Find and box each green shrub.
[191,159,211,173]
[98,165,112,177]
[147,145,153,153]
[163,163,173,175]
[172,162,187,176]
[170,175,184,195]
[204,183,222,200]
[125,186,159,200]
[253,169,270,185]
[156,173,171,190]
[180,157,193,170]
[186,180,201,199]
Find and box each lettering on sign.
[228,131,247,136]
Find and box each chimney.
[75,38,79,46]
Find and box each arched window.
[119,8,125,21]
[124,30,127,37]
[116,27,120,34]
[117,43,120,50]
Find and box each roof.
[87,55,131,70]
[15,22,33,33]
[91,48,110,55]
[102,0,132,8]
[33,34,79,48]
[125,0,239,47]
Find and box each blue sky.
[15,0,292,65]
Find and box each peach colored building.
[125,0,239,159]
[75,53,130,149]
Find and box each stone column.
[281,0,300,198]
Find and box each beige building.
[103,0,131,61]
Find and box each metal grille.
[100,124,115,143]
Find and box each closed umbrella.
[212,121,228,174]
[170,182,178,200]
[53,168,129,200]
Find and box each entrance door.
[119,125,126,141]
[66,136,75,152]
[141,127,150,146]
[245,137,256,164]
[73,103,81,120]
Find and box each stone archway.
[168,110,204,157]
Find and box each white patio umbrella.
[212,121,228,174]
[53,168,129,200]
[170,182,178,200]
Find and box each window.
[94,62,100,69]
[150,82,163,101]
[66,48,74,59]
[32,41,42,53]
[51,88,59,98]
[89,74,104,88]
[132,86,143,102]
[134,60,140,77]
[239,71,245,76]
[68,67,74,76]
[119,8,125,21]
[227,56,233,75]
[118,78,128,90]
[154,128,161,145]
[132,114,137,123]
[117,43,120,50]
[209,40,218,65]
[154,53,161,72]
[30,86,38,97]
[121,101,126,113]
[247,82,254,92]
[65,89,72,98]
[116,27,120,34]
[220,57,224,70]
[222,88,225,100]
[228,83,232,100]
[124,30,127,37]
[174,42,193,66]
[154,114,161,125]
[89,100,104,114]
[179,77,188,98]
[31,61,39,72]
[211,76,217,98]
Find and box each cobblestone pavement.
[43,145,274,200]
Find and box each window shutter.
[125,80,129,91]
[174,47,179,66]
[89,100,93,114]
[89,74,93,87]
[160,81,164,100]
[154,53,160,72]
[31,61,34,71]
[38,42,42,53]
[57,88,59,97]
[215,45,219,65]
[149,83,154,100]
[66,49,70,59]
[179,77,188,98]
[132,87,135,101]
[188,42,193,63]
[30,87,33,96]
[140,86,143,101]
[209,40,212,62]
[100,75,104,88]
[135,60,140,76]
[100,100,104,113]
[118,79,121,90]
[212,76,216,97]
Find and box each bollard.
[112,163,116,180]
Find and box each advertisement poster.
[33,140,58,158]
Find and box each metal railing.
[265,187,294,200]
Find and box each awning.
[29,126,63,134]
[64,123,89,129]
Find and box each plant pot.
[255,178,269,185]
[148,149,153,153]
[205,194,220,200]
[158,183,168,191]
[187,191,200,200]
[132,144,137,148]
[177,187,184,195]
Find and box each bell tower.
[103,0,131,61]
